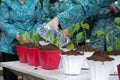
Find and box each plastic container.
[38,50,61,70]
[110,55,120,74]
[87,60,114,80]
[117,64,120,80]
[61,55,85,75]
[16,46,27,63]
[37,23,70,47]
[26,48,40,66]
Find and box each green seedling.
[67,21,90,50]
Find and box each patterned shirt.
[0,0,42,54]
[43,0,118,43]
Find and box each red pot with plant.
[16,32,29,63]
[38,44,61,70]
[16,45,27,63]
[18,31,41,66]
[26,31,41,66]
[117,64,120,80]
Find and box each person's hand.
[107,5,119,14]
[60,29,68,36]
[16,35,30,44]
[48,17,59,32]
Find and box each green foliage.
[96,30,105,36]
[29,31,39,45]
[76,32,83,41]
[107,46,113,52]
[113,17,120,50]
[114,17,120,25]
[66,43,74,51]
[81,22,90,30]
[115,38,120,50]
[105,30,114,42]
[96,30,114,52]
[46,31,61,49]
[19,31,28,42]
[67,22,90,50]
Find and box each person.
[0,0,42,80]
[90,2,120,51]
[43,0,117,49]
[42,0,119,45]
[42,0,86,44]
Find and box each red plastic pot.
[117,64,120,80]
[26,48,40,66]
[38,50,61,70]
[16,46,27,63]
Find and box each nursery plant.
[17,31,40,66]
[95,17,120,75]
[16,31,29,63]
[60,22,91,75]
[38,30,62,70]
[66,21,90,51]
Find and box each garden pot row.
[16,45,120,80]
[16,45,61,70]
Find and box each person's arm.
[0,1,23,43]
[42,0,51,22]
[49,0,117,31]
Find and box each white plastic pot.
[110,55,120,74]
[82,52,94,69]
[61,55,85,75]
[87,60,114,80]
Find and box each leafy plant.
[113,17,120,50]
[67,22,90,50]
[45,31,61,49]
[29,31,39,46]
[19,31,28,42]
[96,29,114,52]
[19,31,40,46]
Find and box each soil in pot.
[87,51,114,62]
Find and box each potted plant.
[97,17,120,74]
[16,31,28,63]
[87,51,114,80]
[38,31,61,70]
[25,31,40,66]
[60,22,93,75]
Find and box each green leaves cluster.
[19,31,28,42]
[19,31,39,45]
[67,22,90,50]
[30,31,39,45]
[96,30,114,52]
[46,31,61,49]
[96,17,120,52]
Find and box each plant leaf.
[67,43,74,51]
[116,26,120,30]
[81,23,90,30]
[19,36,23,42]
[96,30,105,36]
[68,27,74,37]
[107,46,113,52]
[114,17,120,25]
[74,24,80,32]
[76,32,83,41]
[115,38,120,50]
[30,31,34,39]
